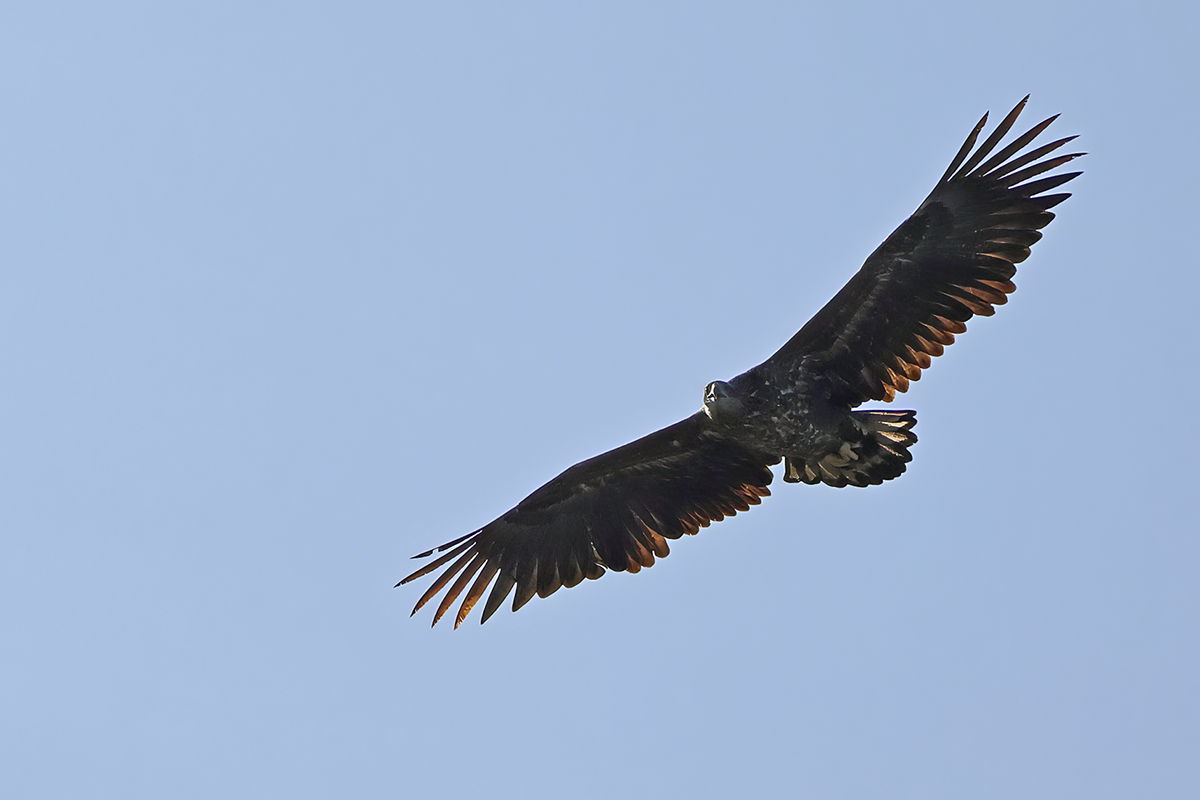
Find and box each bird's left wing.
[399,412,777,627]
[762,97,1083,408]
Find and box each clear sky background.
[3,3,1197,798]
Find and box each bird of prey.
[399,97,1082,628]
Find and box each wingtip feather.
[953,97,1029,180]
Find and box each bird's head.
[703,380,746,423]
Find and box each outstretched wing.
[764,96,1083,407]
[399,413,776,628]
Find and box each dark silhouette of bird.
[399,97,1083,628]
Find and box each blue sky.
[3,3,1197,798]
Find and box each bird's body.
[400,97,1083,627]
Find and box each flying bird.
[399,97,1083,628]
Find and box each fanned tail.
[784,410,917,487]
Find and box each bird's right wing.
[399,412,777,628]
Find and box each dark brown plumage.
[399,97,1083,627]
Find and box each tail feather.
[784,410,918,488]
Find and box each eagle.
[399,97,1082,628]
